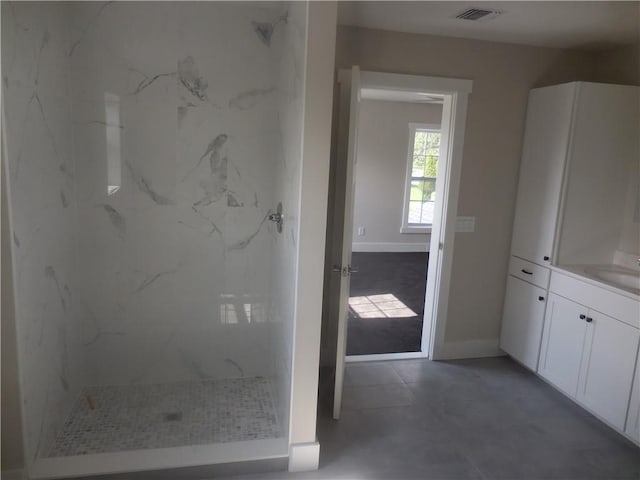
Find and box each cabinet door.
[577,310,640,430]
[500,276,547,371]
[625,351,640,443]
[538,293,587,397]
[510,83,576,265]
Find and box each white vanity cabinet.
[577,310,640,430]
[625,352,640,443]
[537,293,587,397]
[539,272,640,432]
[500,257,549,370]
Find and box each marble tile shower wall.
[271,1,307,438]
[2,2,87,463]
[70,1,289,385]
[3,0,304,465]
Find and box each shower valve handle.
[268,212,283,223]
[268,202,284,233]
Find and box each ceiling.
[338,1,640,51]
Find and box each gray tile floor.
[220,357,640,480]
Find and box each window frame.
[401,122,441,234]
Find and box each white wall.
[594,44,640,87]
[352,99,441,251]
[594,45,640,261]
[288,2,336,469]
[618,158,640,258]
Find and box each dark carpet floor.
[346,252,428,356]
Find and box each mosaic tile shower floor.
[47,377,281,457]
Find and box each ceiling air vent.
[455,8,502,21]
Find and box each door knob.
[331,264,358,276]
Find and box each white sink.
[593,270,640,291]
[584,266,640,295]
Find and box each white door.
[499,276,547,371]
[333,66,361,420]
[538,293,587,397]
[577,310,640,430]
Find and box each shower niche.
[2,1,307,477]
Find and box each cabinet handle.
[579,314,586,320]
[521,269,533,275]
[543,256,550,261]
[586,317,593,323]
[538,296,544,301]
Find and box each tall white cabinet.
[509,82,576,266]
[500,82,579,369]
[507,81,639,270]
[501,81,640,445]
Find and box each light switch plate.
[456,216,475,232]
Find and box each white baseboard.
[352,242,429,253]
[433,339,505,360]
[346,351,428,362]
[288,441,320,472]
[1,469,25,480]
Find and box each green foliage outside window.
[410,130,439,203]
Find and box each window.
[105,93,122,196]
[401,123,440,233]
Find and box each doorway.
[347,96,444,359]
[325,68,473,418]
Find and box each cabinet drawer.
[509,256,550,288]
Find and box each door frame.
[343,71,473,362]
